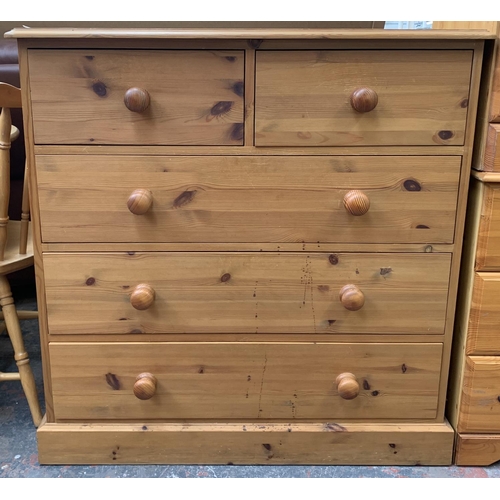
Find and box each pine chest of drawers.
[6,27,489,465]
[444,21,500,465]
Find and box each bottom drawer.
[459,356,500,433]
[50,342,442,421]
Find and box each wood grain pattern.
[43,252,451,336]
[455,434,500,466]
[35,155,461,244]
[438,43,485,422]
[40,242,455,254]
[28,50,244,145]
[6,27,494,40]
[490,42,500,122]
[466,273,500,355]
[46,333,445,344]
[255,50,472,147]
[36,419,455,465]
[446,178,484,430]
[33,145,467,156]
[458,356,500,433]
[475,183,500,270]
[484,124,500,171]
[49,342,442,421]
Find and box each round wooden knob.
[133,372,157,400]
[130,284,155,310]
[124,87,150,113]
[343,190,370,216]
[127,189,153,215]
[350,87,378,113]
[336,372,359,400]
[339,284,365,311]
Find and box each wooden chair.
[0,82,42,427]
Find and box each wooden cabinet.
[448,175,500,465]
[6,27,488,465]
[436,21,500,466]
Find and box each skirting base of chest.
[36,418,454,465]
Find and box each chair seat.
[0,220,33,275]
[10,124,19,142]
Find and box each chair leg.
[0,275,42,427]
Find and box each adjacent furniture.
[0,81,42,427]
[6,27,489,465]
[436,21,500,466]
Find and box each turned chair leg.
[0,275,42,427]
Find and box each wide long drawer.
[255,50,472,147]
[36,155,461,244]
[459,356,500,433]
[49,342,442,421]
[28,49,245,145]
[43,252,451,335]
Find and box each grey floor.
[1,288,500,478]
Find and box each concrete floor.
[1,291,500,478]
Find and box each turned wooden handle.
[350,87,378,113]
[335,372,360,400]
[343,190,370,216]
[124,87,150,113]
[130,284,155,310]
[127,189,153,215]
[133,372,157,400]
[339,284,365,311]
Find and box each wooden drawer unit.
[28,50,245,145]
[255,50,472,147]
[36,155,461,244]
[43,252,451,335]
[8,27,488,465]
[49,342,443,421]
[448,172,500,464]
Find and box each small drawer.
[36,155,461,244]
[476,183,500,271]
[466,273,500,355]
[49,342,442,421]
[459,356,500,433]
[255,50,472,147]
[28,49,244,145]
[43,252,451,336]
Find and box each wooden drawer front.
[43,252,451,335]
[466,273,500,355]
[476,183,500,271]
[36,155,461,244]
[255,50,472,147]
[28,50,244,145]
[49,342,442,421]
[459,356,500,433]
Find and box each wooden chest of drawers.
[448,173,500,465]
[6,27,489,465]
[434,21,500,466]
